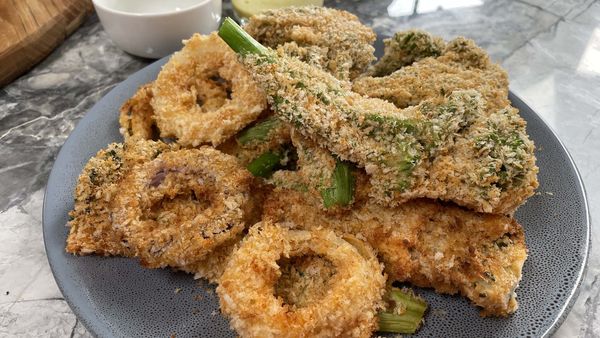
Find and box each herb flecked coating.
[244,6,376,80]
[232,45,537,213]
[368,29,446,77]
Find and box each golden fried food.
[219,115,292,166]
[230,38,537,213]
[274,254,337,308]
[66,139,172,256]
[119,83,158,141]
[363,100,538,214]
[66,14,543,335]
[244,6,376,80]
[420,106,539,214]
[217,222,386,338]
[190,178,273,283]
[152,32,267,146]
[269,130,344,208]
[354,37,509,113]
[263,188,528,317]
[189,235,243,283]
[368,29,446,77]
[111,147,253,271]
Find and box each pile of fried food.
[66,6,538,337]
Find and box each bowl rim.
[91,0,218,17]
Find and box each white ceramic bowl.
[92,0,222,58]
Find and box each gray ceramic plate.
[43,55,590,337]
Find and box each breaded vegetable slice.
[119,83,158,141]
[218,19,538,213]
[368,29,446,77]
[263,188,528,317]
[245,6,376,80]
[152,32,266,146]
[354,36,509,112]
[111,147,253,271]
[217,222,386,338]
[66,139,172,256]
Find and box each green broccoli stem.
[236,116,281,145]
[218,17,268,56]
[377,312,422,333]
[377,288,427,334]
[246,151,283,178]
[320,160,355,208]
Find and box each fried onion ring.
[269,130,336,205]
[119,83,158,141]
[190,179,272,283]
[189,234,243,283]
[67,139,172,256]
[152,33,267,146]
[217,222,385,338]
[112,147,253,270]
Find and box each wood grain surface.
[0,0,93,87]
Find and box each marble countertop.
[1,0,598,336]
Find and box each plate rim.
[507,91,591,338]
[42,58,591,338]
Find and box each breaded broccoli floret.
[244,6,376,80]
[219,18,538,213]
[355,36,509,112]
[369,30,446,77]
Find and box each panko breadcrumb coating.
[119,83,158,141]
[269,129,337,206]
[68,143,266,283]
[191,179,274,283]
[112,147,253,271]
[189,235,244,283]
[244,6,376,80]
[66,139,173,256]
[354,36,509,113]
[368,29,446,77]
[274,254,337,308]
[363,102,539,214]
[237,46,537,213]
[263,188,528,317]
[66,14,543,336]
[152,32,267,146]
[418,106,539,214]
[217,222,386,338]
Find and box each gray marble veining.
[0,18,148,213]
[1,0,598,337]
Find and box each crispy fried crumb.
[245,6,376,80]
[263,188,527,317]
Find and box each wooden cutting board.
[0,0,93,87]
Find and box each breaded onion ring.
[217,222,385,338]
[67,139,172,256]
[189,235,243,283]
[119,83,158,141]
[112,147,253,270]
[190,179,273,283]
[152,33,267,146]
